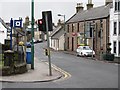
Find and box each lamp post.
[58,14,66,50]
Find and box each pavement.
[0,57,63,83]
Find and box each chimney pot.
[76,3,84,13]
[86,0,94,10]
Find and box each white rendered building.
[109,0,120,58]
[0,19,7,44]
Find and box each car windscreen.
[83,47,91,50]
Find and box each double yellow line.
[45,62,71,80]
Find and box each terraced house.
[65,0,113,59]
[109,0,120,60]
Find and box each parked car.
[36,39,43,43]
[76,46,95,57]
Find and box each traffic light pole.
[31,0,34,69]
[45,13,52,76]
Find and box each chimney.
[25,16,29,24]
[57,19,62,26]
[76,3,84,13]
[86,0,94,10]
[105,0,112,5]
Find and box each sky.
[0,0,105,25]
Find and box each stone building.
[65,0,112,59]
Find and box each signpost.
[42,11,52,76]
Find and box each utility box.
[26,43,31,64]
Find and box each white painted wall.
[50,34,64,51]
[59,34,64,50]
[0,23,7,44]
[109,0,120,57]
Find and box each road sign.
[14,20,22,28]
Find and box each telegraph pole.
[31,0,34,69]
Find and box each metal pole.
[64,15,66,51]
[84,20,86,45]
[10,18,13,50]
[92,24,94,59]
[45,13,52,76]
[31,0,34,69]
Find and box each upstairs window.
[119,22,120,35]
[72,24,75,32]
[77,23,79,32]
[115,0,120,12]
[67,25,69,33]
[115,2,118,11]
[114,22,117,35]
[119,41,120,54]
[118,1,120,11]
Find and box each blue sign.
[14,20,22,28]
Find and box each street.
[2,42,118,88]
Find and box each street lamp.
[58,14,66,50]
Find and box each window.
[77,23,79,32]
[67,25,69,33]
[118,1,120,11]
[115,1,118,11]
[118,41,120,54]
[115,1,120,12]
[113,41,117,54]
[114,22,117,35]
[72,24,74,32]
[67,37,69,49]
[119,22,120,35]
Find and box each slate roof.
[0,18,10,30]
[66,3,112,23]
[50,25,64,39]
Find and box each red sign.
[72,33,77,36]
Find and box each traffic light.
[42,11,53,31]
[38,19,43,31]
[44,48,49,56]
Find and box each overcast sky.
[0,0,105,25]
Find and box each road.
[2,42,118,88]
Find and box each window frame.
[113,41,117,54]
[67,24,69,33]
[119,41,120,54]
[77,23,79,32]
[119,22,120,35]
[113,22,117,35]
